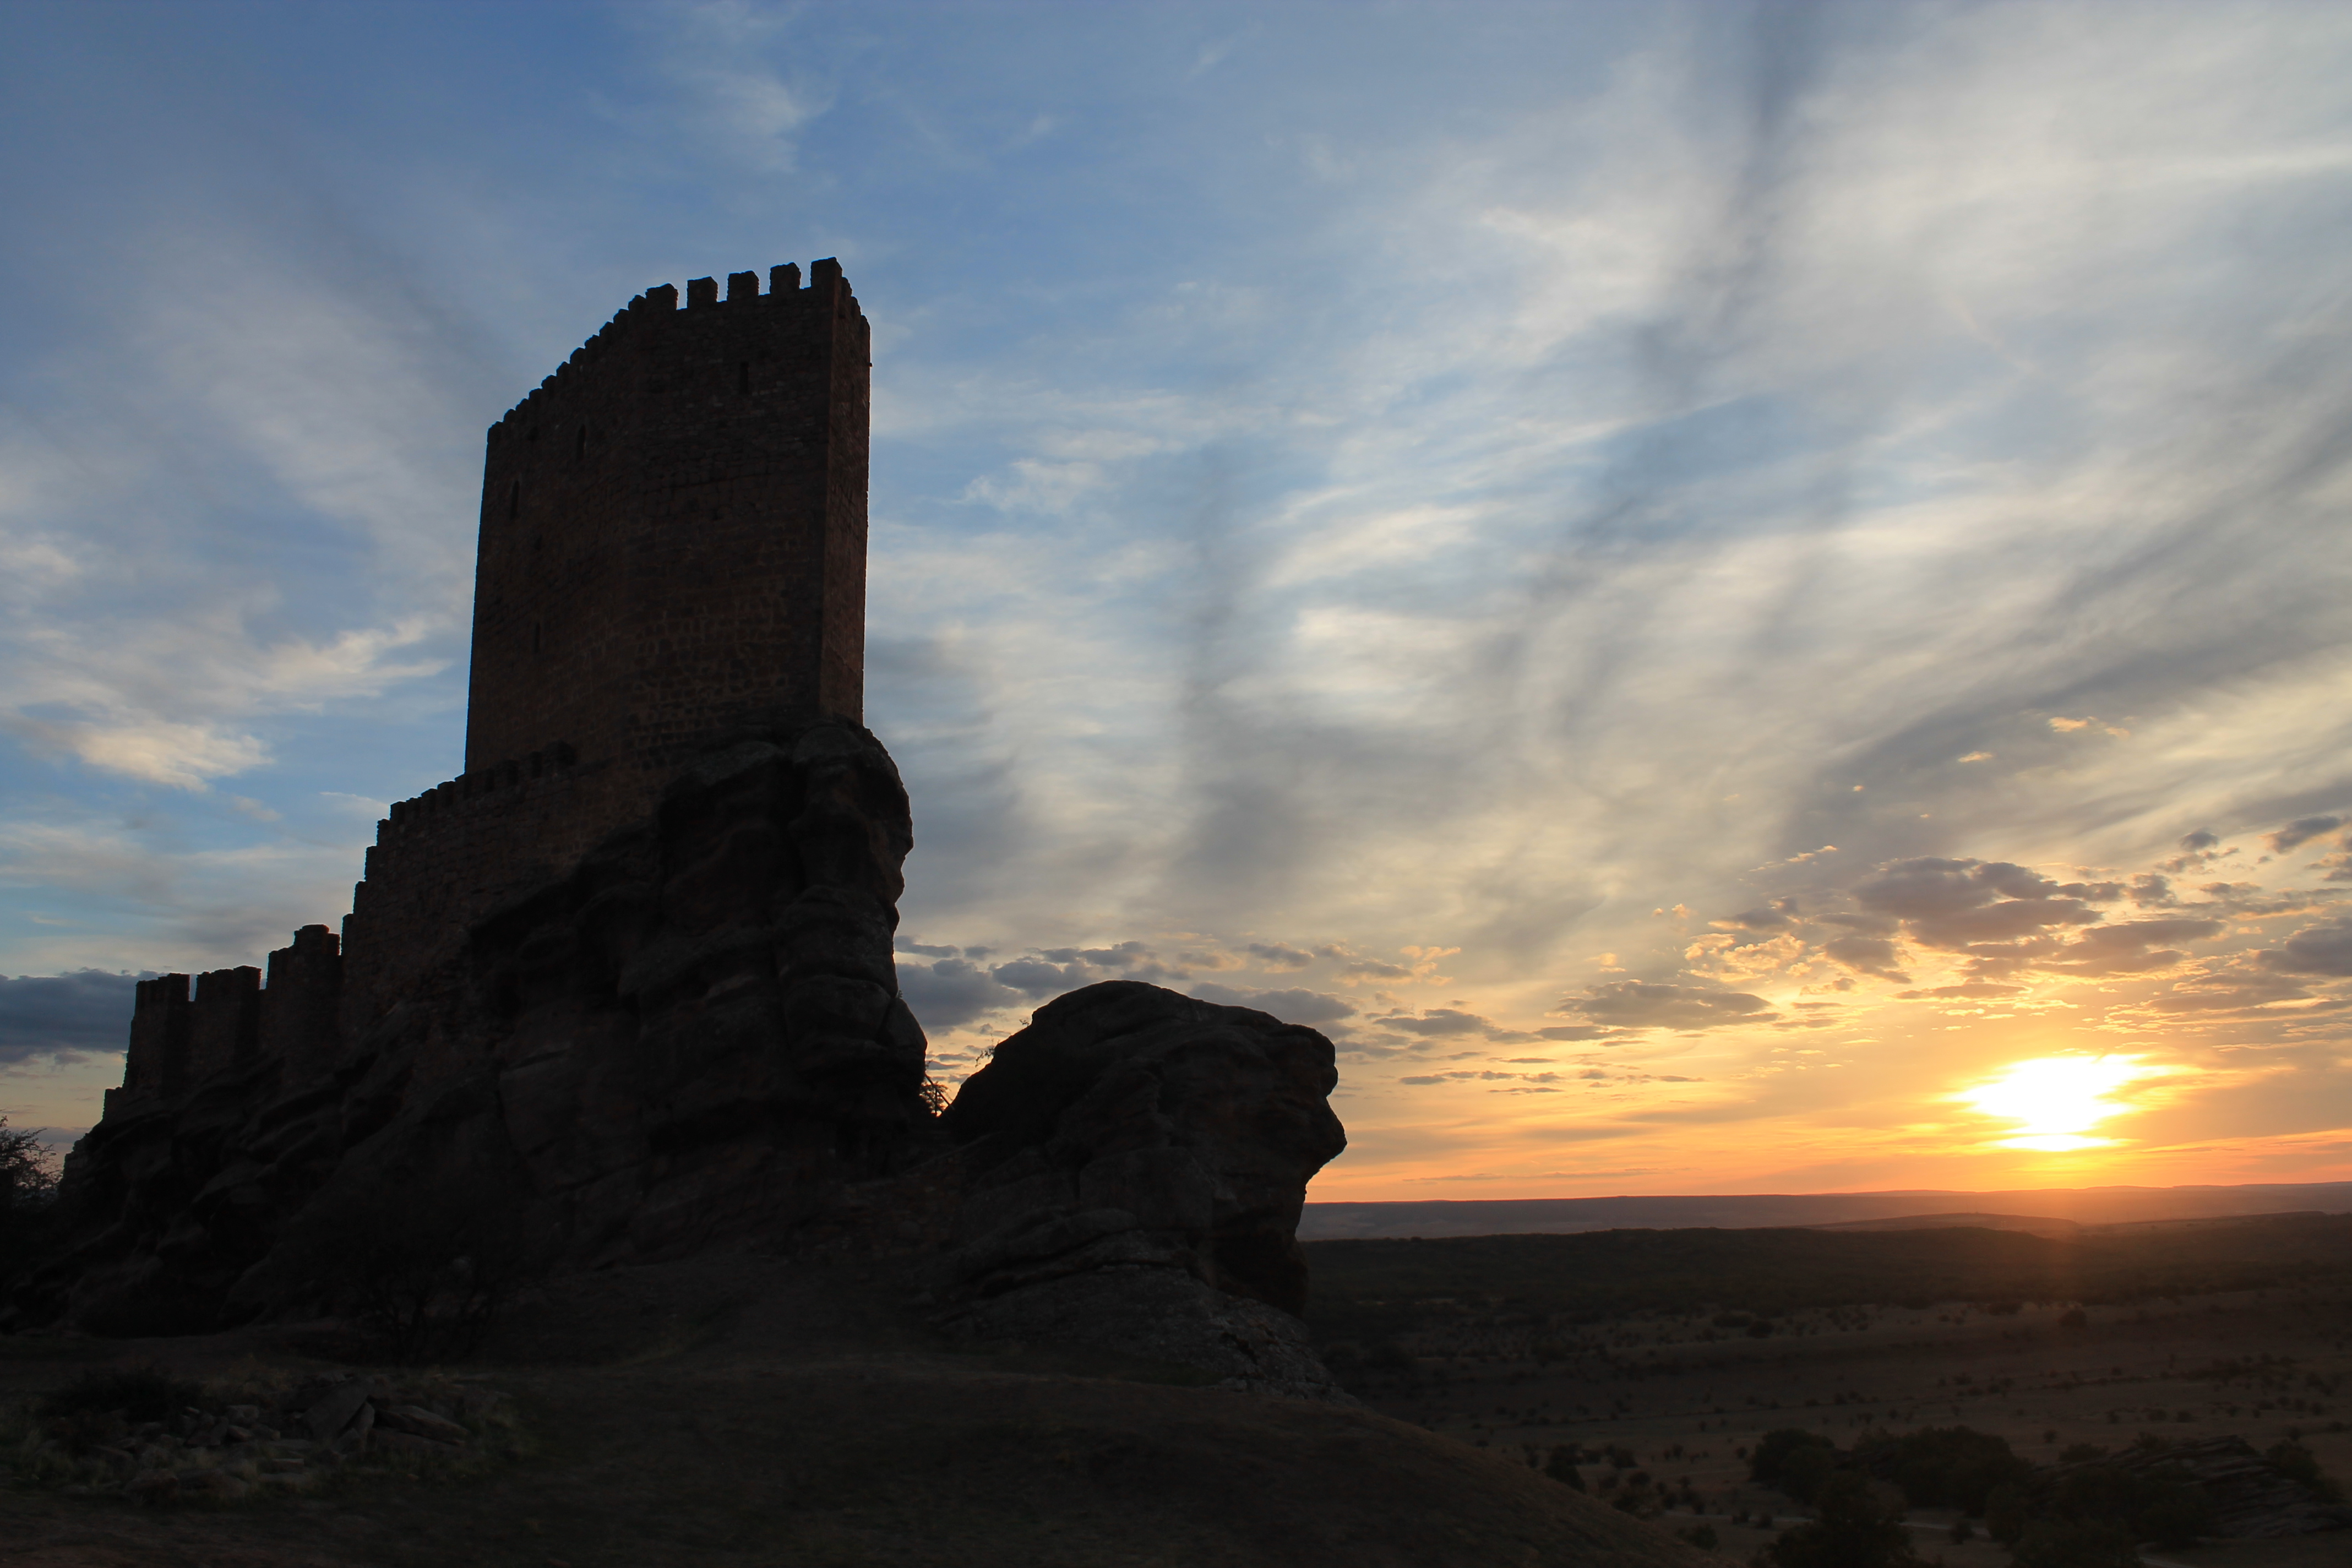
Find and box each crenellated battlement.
[378,742,579,836]
[461,257,869,852]
[484,259,862,435]
[105,925,343,1117]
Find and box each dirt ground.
[1338,1283,2352,1566]
[0,1251,1710,1568]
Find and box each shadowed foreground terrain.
[0,1251,1707,1568]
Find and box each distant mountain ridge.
[1297,1181,2352,1239]
[1807,1211,2086,1239]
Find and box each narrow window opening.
[531,620,542,655]
[575,424,586,459]
[738,361,751,394]
[508,479,519,519]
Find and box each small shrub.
[1766,1473,1921,1568]
[1853,1425,2032,1513]
[0,1116,61,1297]
[2007,1517,2139,1568]
[1750,1429,1836,1489]
[1678,1524,1719,1550]
[2136,1479,2215,1547]
[302,1182,526,1362]
[35,1363,210,1425]
[2266,1439,2345,1503]
[1984,1481,2028,1543]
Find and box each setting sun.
[1958,1054,2150,1152]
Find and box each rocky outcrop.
[932,981,1350,1398]
[2048,1436,2352,1538]
[18,747,1359,1411]
[20,719,934,1335]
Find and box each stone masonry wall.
[464,259,870,876]
[337,742,602,1048]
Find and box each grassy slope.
[0,1252,1709,1568]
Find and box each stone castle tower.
[99,260,873,1114]
[466,260,870,830]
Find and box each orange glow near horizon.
[1956,1054,2150,1152]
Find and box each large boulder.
[934,981,1348,1397]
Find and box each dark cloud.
[1856,858,2121,914]
[2257,917,2352,977]
[1852,857,2113,955]
[1534,1024,1619,1042]
[988,957,1091,998]
[1715,901,1795,932]
[2266,815,2343,854]
[1038,941,1150,967]
[1186,984,1356,1026]
[972,940,1193,1001]
[2179,830,2219,852]
[1397,1065,1588,1092]
[1894,980,2022,999]
[1820,935,1906,981]
[1559,981,1776,1031]
[1375,1008,1495,1037]
[1316,945,1411,980]
[2145,969,2318,1014]
[1245,942,1314,970]
[0,971,141,1064]
[896,941,960,959]
[2043,917,2225,976]
[896,958,1018,1030]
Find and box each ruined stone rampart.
[341,742,597,1045]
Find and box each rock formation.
[931,981,1350,1397]
[2045,1435,2352,1538]
[25,718,931,1333]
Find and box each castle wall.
[186,967,260,1081]
[463,259,870,873]
[116,975,191,1108]
[258,925,342,1085]
[336,744,605,1040]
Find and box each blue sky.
[6,1,2352,1197]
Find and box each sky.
[3,0,2351,1201]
